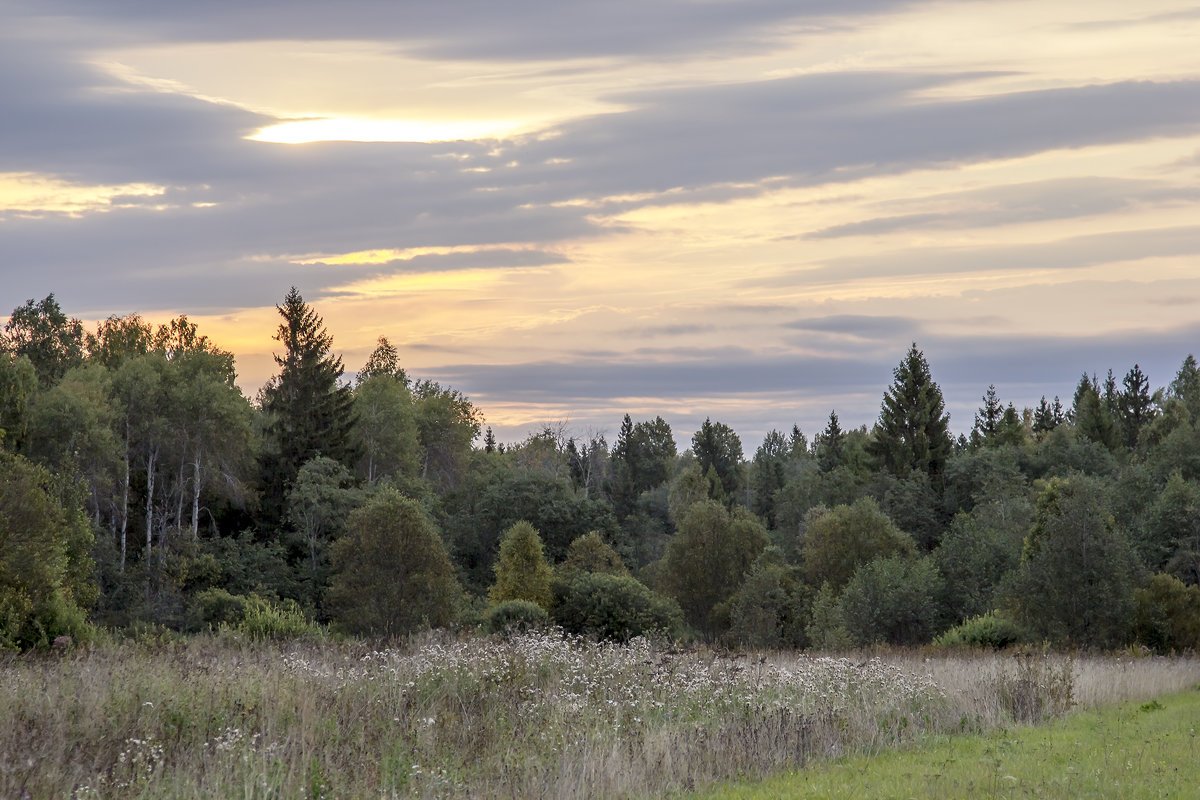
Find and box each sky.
[4,0,1200,450]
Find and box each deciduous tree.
[327,489,462,635]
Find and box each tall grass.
[2,633,1197,799]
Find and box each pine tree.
[259,287,357,525]
[870,344,952,482]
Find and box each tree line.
[1,289,1198,651]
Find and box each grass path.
[694,686,1200,799]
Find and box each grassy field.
[693,685,1200,799]
[1,632,1197,799]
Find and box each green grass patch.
[694,685,1200,800]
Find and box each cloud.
[784,314,919,337]
[25,0,912,60]
[805,177,1200,239]
[803,224,1200,283]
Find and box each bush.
[934,611,1028,650]
[185,588,249,633]
[237,595,323,641]
[1133,573,1200,652]
[486,600,549,635]
[552,572,682,641]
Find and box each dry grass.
[1,633,1197,799]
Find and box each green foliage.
[879,472,944,550]
[801,497,915,592]
[804,582,851,650]
[559,530,629,577]
[840,555,944,647]
[287,456,362,608]
[489,520,555,609]
[552,571,682,641]
[327,489,463,636]
[1144,472,1200,582]
[486,599,550,634]
[185,587,248,632]
[933,611,1028,649]
[0,353,36,449]
[749,429,789,528]
[667,459,709,522]
[1071,373,1118,450]
[0,451,96,650]
[611,414,676,516]
[353,371,420,485]
[358,335,407,384]
[237,594,323,641]
[870,343,952,482]
[722,549,810,650]
[1119,363,1156,449]
[474,469,618,574]
[1133,573,1200,652]
[662,500,768,638]
[691,417,744,503]
[814,411,846,473]
[259,287,358,525]
[935,498,1030,623]
[411,378,481,491]
[1005,477,1140,649]
[2,294,86,388]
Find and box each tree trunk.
[120,418,130,573]
[145,446,157,563]
[191,447,202,540]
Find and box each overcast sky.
[4,0,1200,449]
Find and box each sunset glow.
[5,0,1200,445]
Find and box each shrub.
[185,588,249,633]
[1133,573,1200,652]
[934,611,1028,650]
[489,521,554,609]
[552,572,682,641]
[486,600,549,635]
[237,595,323,641]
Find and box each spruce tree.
[691,417,744,502]
[815,410,845,472]
[1032,396,1056,437]
[1119,363,1154,448]
[972,385,1003,446]
[259,287,357,525]
[870,344,952,482]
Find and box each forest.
[2,287,1199,653]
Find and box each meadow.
[1,632,1197,799]
[694,685,1200,799]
